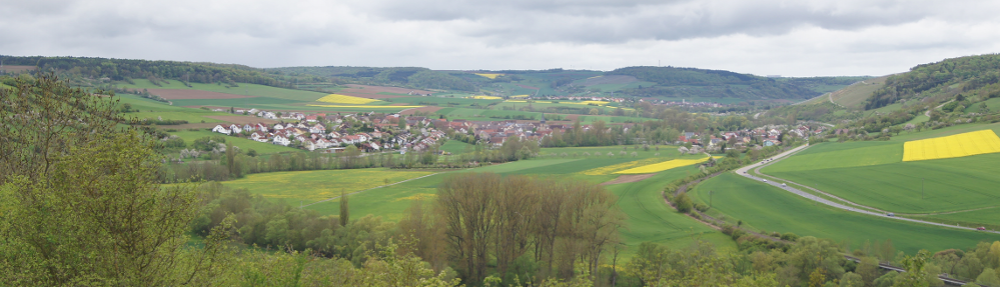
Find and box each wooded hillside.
[608,66,865,100]
[0,55,296,88]
[866,54,1000,109]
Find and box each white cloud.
[1,0,998,76]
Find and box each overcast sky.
[2,0,999,77]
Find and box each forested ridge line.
[0,55,300,88]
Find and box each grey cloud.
[365,0,961,44]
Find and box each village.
[206,108,828,155]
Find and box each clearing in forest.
[902,130,1000,161]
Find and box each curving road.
[734,144,1000,234]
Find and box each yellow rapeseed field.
[317,94,381,105]
[307,104,423,108]
[613,157,712,174]
[902,130,1000,161]
[510,95,530,98]
[468,95,503,100]
[474,73,504,79]
[579,158,671,175]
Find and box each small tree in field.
[675,193,693,213]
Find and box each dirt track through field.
[148,89,253,99]
[600,174,655,185]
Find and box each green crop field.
[762,141,902,172]
[224,168,436,215]
[887,122,1000,142]
[919,207,1000,230]
[606,167,735,257]
[690,173,999,254]
[231,146,733,256]
[385,96,501,107]
[439,140,474,155]
[767,153,1000,214]
[761,124,1000,215]
[118,79,328,101]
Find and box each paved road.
[734,144,1000,234]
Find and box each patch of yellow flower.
[902,130,1000,161]
[510,95,530,98]
[317,93,381,104]
[468,95,503,100]
[474,73,504,79]
[307,104,423,108]
[580,158,672,175]
[613,157,713,174]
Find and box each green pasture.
[768,153,1000,214]
[761,126,1000,213]
[887,122,1000,142]
[539,145,683,158]
[300,146,731,254]
[385,96,502,107]
[439,140,474,155]
[490,101,626,113]
[170,97,303,107]
[903,114,930,125]
[690,173,1000,254]
[466,159,581,174]
[225,168,436,217]
[762,141,902,173]
[439,108,543,121]
[606,167,735,257]
[127,111,233,123]
[114,94,197,112]
[491,83,539,96]
[117,79,327,101]
[920,207,1000,230]
[965,97,1000,113]
[168,130,301,155]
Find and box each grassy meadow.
[690,173,1000,254]
[761,123,1000,216]
[221,145,731,256]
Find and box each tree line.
[0,55,296,88]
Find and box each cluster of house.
[535,95,626,103]
[210,112,461,153]
[677,125,828,148]
[653,99,727,108]
[208,103,833,154]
